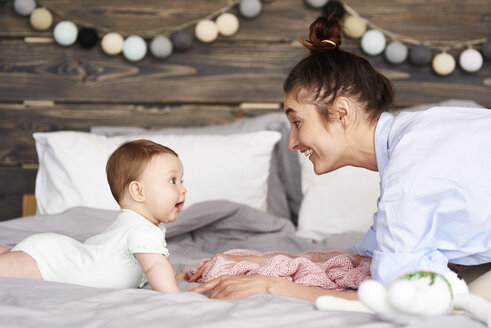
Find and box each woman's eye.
[293,121,300,128]
[169,178,176,184]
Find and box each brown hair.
[106,139,178,204]
[283,16,394,123]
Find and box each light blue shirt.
[354,106,491,286]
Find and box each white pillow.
[296,153,380,240]
[34,130,281,215]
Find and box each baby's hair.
[283,16,394,123]
[106,139,178,204]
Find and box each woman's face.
[284,91,348,175]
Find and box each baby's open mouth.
[175,201,185,211]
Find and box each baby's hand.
[175,272,188,281]
[187,253,267,282]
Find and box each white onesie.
[12,209,169,288]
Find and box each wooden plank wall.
[0,0,490,220]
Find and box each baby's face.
[139,154,186,224]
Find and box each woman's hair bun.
[300,16,343,53]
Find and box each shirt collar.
[374,111,394,178]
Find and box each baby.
[0,139,186,293]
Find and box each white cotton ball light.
[29,7,53,31]
[361,29,386,56]
[239,0,262,19]
[305,0,328,8]
[216,13,240,36]
[150,36,173,59]
[385,41,408,64]
[459,48,483,73]
[123,35,147,62]
[53,21,78,46]
[343,15,367,39]
[101,32,124,56]
[13,0,36,16]
[432,52,456,76]
[195,19,218,43]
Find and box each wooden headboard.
[0,0,489,220]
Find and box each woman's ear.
[128,181,145,202]
[333,97,354,127]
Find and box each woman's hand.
[189,274,360,302]
[187,253,267,282]
[189,275,284,299]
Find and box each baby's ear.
[128,181,145,202]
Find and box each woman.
[189,16,491,302]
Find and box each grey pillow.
[91,112,302,223]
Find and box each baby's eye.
[169,178,176,184]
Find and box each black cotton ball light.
[322,0,346,20]
[409,45,432,66]
[171,30,192,52]
[77,28,99,49]
[482,40,491,60]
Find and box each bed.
[0,100,488,328]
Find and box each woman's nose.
[288,132,298,151]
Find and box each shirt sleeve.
[126,225,169,257]
[354,213,378,257]
[369,177,457,286]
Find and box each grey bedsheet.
[0,201,485,327]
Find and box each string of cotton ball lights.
[307,0,490,76]
[12,0,268,62]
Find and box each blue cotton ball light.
[53,21,78,46]
[150,36,173,59]
[239,0,262,19]
[123,35,147,62]
[385,41,408,64]
[459,48,483,73]
[305,0,328,9]
[13,0,36,16]
[361,30,386,56]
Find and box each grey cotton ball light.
[410,45,432,66]
[385,41,408,64]
[14,0,36,16]
[150,36,173,59]
[171,30,192,52]
[239,0,262,18]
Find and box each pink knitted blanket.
[188,249,371,291]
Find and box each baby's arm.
[134,253,180,293]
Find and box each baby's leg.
[0,246,10,255]
[0,250,42,280]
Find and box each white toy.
[316,271,491,327]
